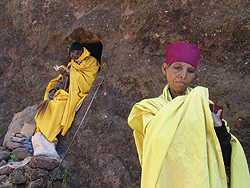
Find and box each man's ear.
[162,63,168,75]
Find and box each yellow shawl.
[128,84,250,188]
[35,47,100,142]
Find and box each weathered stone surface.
[9,168,26,184]
[0,0,250,187]
[0,166,13,175]
[0,147,7,151]
[49,167,62,181]
[0,151,11,161]
[3,105,37,146]
[20,123,36,138]
[29,157,60,171]
[94,153,131,188]
[0,175,7,182]
[0,160,7,168]
[5,141,19,151]
[11,148,29,161]
[29,178,47,188]
[30,168,49,181]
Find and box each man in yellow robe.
[128,42,250,188]
[35,42,100,142]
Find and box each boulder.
[0,160,7,168]
[9,168,27,184]
[5,141,19,151]
[11,148,29,160]
[0,166,13,175]
[0,175,7,182]
[30,168,49,181]
[29,178,47,188]
[3,105,37,146]
[0,151,11,161]
[29,157,60,171]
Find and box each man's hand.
[212,109,223,127]
[54,65,70,77]
[58,69,70,77]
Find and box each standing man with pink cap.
[128,42,250,188]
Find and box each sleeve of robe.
[128,98,165,165]
[214,121,232,167]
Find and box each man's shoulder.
[75,56,99,67]
[135,97,166,111]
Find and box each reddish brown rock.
[30,168,49,181]
[94,153,131,188]
[5,141,19,151]
[0,151,11,161]
[29,178,47,188]
[11,147,29,160]
[0,175,7,182]
[0,166,13,175]
[29,157,60,171]
[9,168,26,184]
[49,167,63,181]
[0,160,7,167]
[0,147,7,151]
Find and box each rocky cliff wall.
[0,0,249,187]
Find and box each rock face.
[0,0,249,187]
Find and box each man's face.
[162,61,197,96]
[70,49,83,60]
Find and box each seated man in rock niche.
[35,42,100,143]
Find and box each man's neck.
[169,88,185,99]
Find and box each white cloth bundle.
[32,132,60,160]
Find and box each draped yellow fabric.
[128,84,250,188]
[35,47,100,142]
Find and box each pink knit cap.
[166,42,201,69]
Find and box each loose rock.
[9,168,26,184]
[0,175,7,182]
[29,157,60,171]
[30,168,49,181]
[11,147,29,160]
[0,147,8,151]
[5,141,20,151]
[0,151,11,161]
[0,160,7,167]
[49,167,63,181]
[29,178,47,188]
[0,166,13,175]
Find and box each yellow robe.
[128,84,250,188]
[35,48,100,142]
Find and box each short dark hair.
[67,42,83,54]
